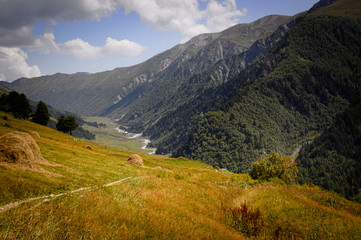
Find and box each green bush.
[250,151,298,184]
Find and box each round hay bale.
[0,131,49,170]
[30,131,40,138]
[126,154,144,167]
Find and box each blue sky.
[0,0,319,82]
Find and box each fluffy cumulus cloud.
[119,0,247,41]
[60,37,146,59]
[205,0,247,32]
[0,47,41,82]
[28,33,147,59]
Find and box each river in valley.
[114,127,156,154]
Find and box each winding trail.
[0,176,134,214]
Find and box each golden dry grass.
[0,111,360,239]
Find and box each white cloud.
[204,0,247,32]
[62,39,101,59]
[118,0,247,41]
[60,37,147,59]
[31,30,60,54]
[0,47,41,82]
[103,38,147,57]
[27,30,146,59]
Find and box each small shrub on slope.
[250,151,298,184]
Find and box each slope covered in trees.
[297,100,361,200]
[174,15,361,173]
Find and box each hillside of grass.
[310,0,361,18]
[0,84,12,95]
[0,112,360,239]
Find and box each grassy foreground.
[0,112,360,239]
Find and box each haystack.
[126,154,144,167]
[0,131,51,171]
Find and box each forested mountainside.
[174,13,361,177]
[298,100,361,200]
[298,0,361,201]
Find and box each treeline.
[297,100,361,201]
[0,91,32,119]
[174,16,361,174]
[0,90,95,140]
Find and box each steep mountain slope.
[2,15,291,124]
[293,0,361,201]
[143,14,302,154]
[174,12,361,173]
[298,100,361,200]
[107,15,293,132]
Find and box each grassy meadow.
[0,112,360,239]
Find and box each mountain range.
[2,0,361,200]
[1,14,292,123]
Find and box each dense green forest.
[174,15,361,174]
[297,100,361,201]
[0,91,32,119]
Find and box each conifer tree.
[56,115,78,135]
[32,101,50,126]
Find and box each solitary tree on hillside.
[56,115,78,135]
[32,101,50,126]
[249,151,298,184]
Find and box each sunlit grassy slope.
[0,84,12,95]
[0,112,360,239]
[310,0,361,18]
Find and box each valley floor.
[82,116,156,154]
